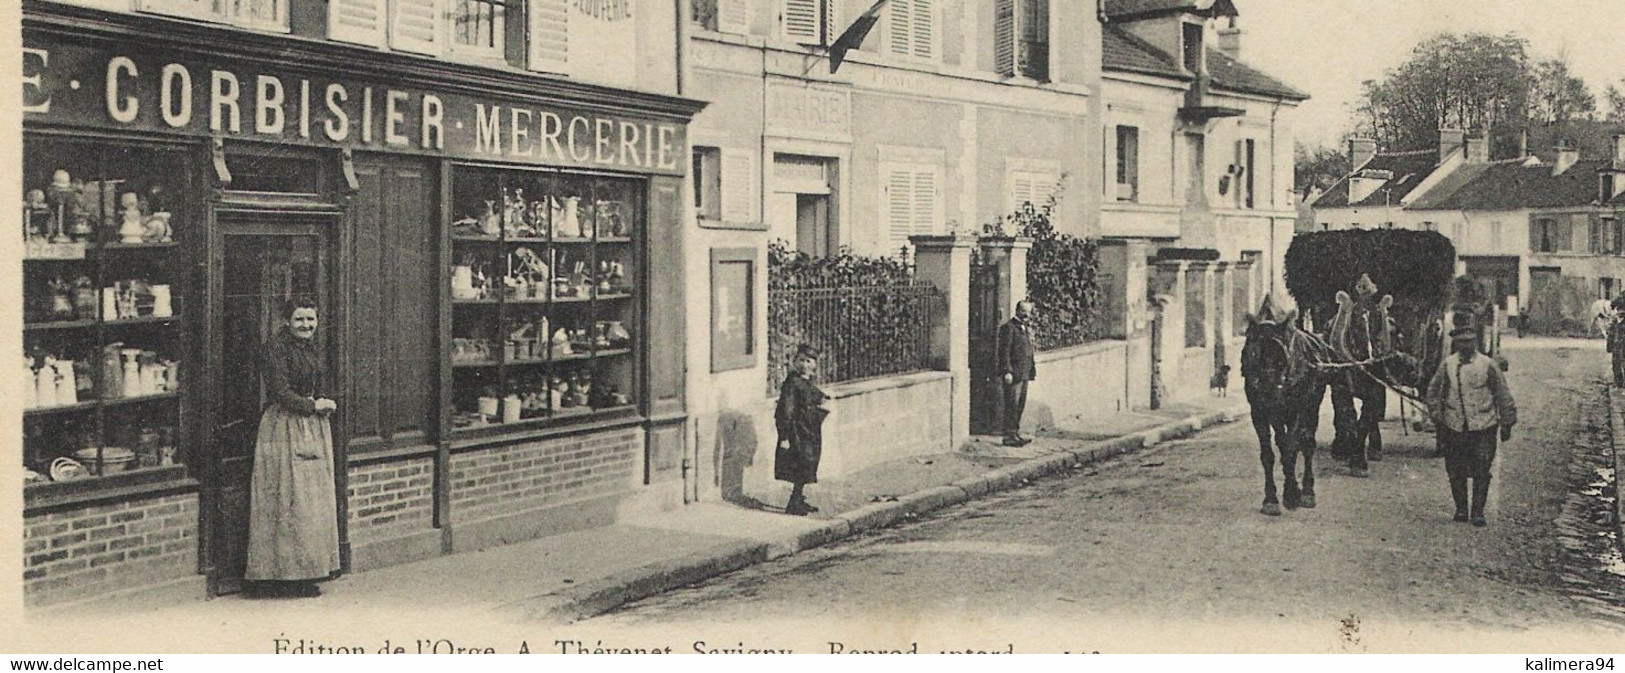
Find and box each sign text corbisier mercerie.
[21,38,685,175]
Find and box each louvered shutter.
[391,0,443,55]
[529,0,569,72]
[885,165,915,246]
[330,0,387,45]
[994,0,1015,76]
[717,0,750,34]
[823,0,840,45]
[782,0,819,43]
[1009,173,1037,213]
[910,0,934,58]
[887,0,911,56]
[720,149,756,222]
[912,169,938,235]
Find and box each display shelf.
[452,360,501,368]
[103,315,179,327]
[597,237,634,244]
[594,293,634,301]
[594,348,633,358]
[452,298,502,305]
[24,400,98,417]
[99,242,180,251]
[503,236,551,244]
[25,319,97,331]
[548,294,593,304]
[451,234,502,242]
[100,391,182,408]
[550,237,594,245]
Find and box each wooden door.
[208,218,336,595]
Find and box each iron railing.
[767,284,942,394]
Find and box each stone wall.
[749,371,954,484]
[1025,340,1132,430]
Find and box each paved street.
[581,339,1625,651]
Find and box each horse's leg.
[1299,381,1324,508]
[1255,414,1281,516]
[1344,379,1371,477]
[1330,379,1357,462]
[1280,420,1302,511]
[1365,383,1387,462]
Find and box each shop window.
[446,166,642,436]
[881,162,941,252]
[693,146,722,221]
[1116,126,1139,202]
[781,0,839,46]
[886,0,936,61]
[23,136,193,491]
[995,0,1048,80]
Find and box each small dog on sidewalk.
[1210,364,1232,397]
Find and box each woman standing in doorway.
[245,298,341,598]
[775,345,830,516]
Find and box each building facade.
[20,0,702,606]
[1313,131,1625,332]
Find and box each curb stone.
[527,404,1249,623]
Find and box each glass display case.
[447,165,641,434]
[22,136,191,486]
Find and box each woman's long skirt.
[245,405,341,581]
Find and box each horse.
[1241,297,1332,516]
[1323,274,1418,478]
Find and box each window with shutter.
[782,0,820,43]
[529,0,569,72]
[885,0,935,59]
[720,149,756,223]
[883,162,941,248]
[1008,170,1056,214]
[450,0,507,59]
[392,0,443,55]
[1016,0,1048,79]
[693,146,722,220]
[331,0,388,45]
[994,0,1015,77]
[1116,126,1139,202]
[717,0,751,34]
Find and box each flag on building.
[828,0,888,74]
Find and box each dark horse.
[1323,275,1419,477]
[1241,296,1331,515]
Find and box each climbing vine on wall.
[992,187,1105,350]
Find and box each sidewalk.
[39,394,1247,628]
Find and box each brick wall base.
[23,493,199,608]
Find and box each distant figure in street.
[775,345,830,516]
[1210,364,1232,397]
[1426,324,1517,528]
[996,300,1038,447]
[1505,295,1522,339]
[1608,299,1625,386]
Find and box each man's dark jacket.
[996,317,1037,382]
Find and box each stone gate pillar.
[979,236,1033,323]
[911,234,977,449]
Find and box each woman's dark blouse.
[264,328,325,416]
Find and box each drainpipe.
[675,0,688,95]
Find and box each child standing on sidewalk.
[1425,324,1517,527]
[775,345,831,516]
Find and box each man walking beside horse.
[1426,323,1517,528]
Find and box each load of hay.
[1284,229,1457,323]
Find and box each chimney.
[1216,17,1241,59]
[1613,134,1625,169]
[1438,128,1465,159]
[1348,137,1376,170]
[1464,136,1489,163]
[1553,140,1579,176]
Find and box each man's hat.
[1449,325,1477,338]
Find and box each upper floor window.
[1240,138,1256,209]
[886,0,936,61]
[137,0,289,32]
[1115,126,1139,202]
[781,0,839,46]
[1532,217,1558,253]
[1181,21,1203,73]
[1007,170,1057,214]
[882,161,942,250]
[450,0,508,60]
[995,0,1049,81]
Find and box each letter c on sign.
[107,57,139,124]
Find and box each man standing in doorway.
[997,300,1038,447]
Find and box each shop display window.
[448,165,641,434]
[23,136,192,488]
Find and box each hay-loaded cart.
[1283,229,1504,409]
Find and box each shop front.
[21,5,702,607]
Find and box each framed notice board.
[710,248,756,372]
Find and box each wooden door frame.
[202,204,348,596]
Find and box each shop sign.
[21,38,686,175]
[765,81,849,141]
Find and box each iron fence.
[767,283,942,395]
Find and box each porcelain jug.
[55,360,78,405]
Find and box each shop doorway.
[206,215,339,596]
